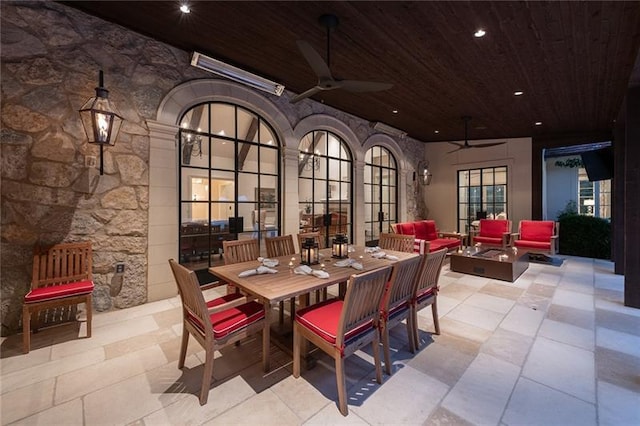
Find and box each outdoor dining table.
[209,246,418,371]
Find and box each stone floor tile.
[558,275,595,295]
[499,304,545,337]
[438,282,477,301]
[538,318,595,351]
[408,335,479,387]
[445,304,506,331]
[465,293,515,314]
[441,353,520,425]
[522,337,595,403]
[202,389,301,425]
[594,272,624,292]
[595,298,640,318]
[533,271,562,287]
[596,327,640,358]
[597,380,640,426]
[436,317,493,343]
[503,377,596,426]
[0,342,52,376]
[552,288,595,311]
[596,309,640,336]
[595,347,640,393]
[546,303,595,330]
[271,374,332,421]
[304,403,370,425]
[0,378,55,425]
[456,274,492,289]
[480,327,533,366]
[516,293,552,312]
[7,398,83,426]
[352,365,449,424]
[424,406,475,426]
[479,281,525,300]
[104,327,177,360]
[525,282,556,298]
[425,295,460,318]
[55,345,168,404]
[91,297,176,328]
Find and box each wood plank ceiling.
[65,1,640,143]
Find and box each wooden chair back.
[413,248,447,300]
[169,259,212,339]
[32,241,92,289]
[337,266,392,355]
[223,239,259,265]
[265,235,296,258]
[379,232,415,253]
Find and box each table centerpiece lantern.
[332,234,349,259]
[301,237,319,265]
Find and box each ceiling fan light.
[191,52,285,96]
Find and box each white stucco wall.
[423,137,533,233]
[545,157,579,220]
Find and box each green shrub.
[558,214,611,259]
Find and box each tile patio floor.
[1,256,639,425]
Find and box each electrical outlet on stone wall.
[85,155,97,167]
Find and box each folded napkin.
[312,270,329,279]
[294,265,313,275]
[371,251,387,259]
[334,258,363,270]
[364,246,381,253]
[238,265,278,277]
[385,254,399,261]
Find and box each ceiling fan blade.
[340,80,393,93]
[447,146,465,154]
[296,40,332,80]
[447,141,465,148]
[290,86,324,103]
[471,141,507,148]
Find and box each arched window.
[298,131,353,247]
[364,146,398,243]
[178,102,280,271]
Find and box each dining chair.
[379,255,423,374]
[379,232,416,253]
[265,235,297,323]
[222,239,260,294]
[409,248,447,350]
[293,266,392,416]
[168,259,266,405]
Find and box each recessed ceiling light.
[535,121,542,126]
[514,91,524,96]
[180,4,191,14]
[392,109,398,114]
[434,130,440,134]
[474,29,486,38]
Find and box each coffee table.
[449,247,529,282]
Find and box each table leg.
[262,300,271,372]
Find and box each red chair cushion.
[520,220,554,242]
[296,299,373,350]
[473,236,503,245]
[514,240,551,250]
[24,280,94,303]
[479,219,509,238]
[208,300,264,339]
[415,287,436,304]
[415,220,438,241]
[429,238,461,252]
[395,222,415,236]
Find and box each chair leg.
[22,305,31,354]
[292,324,301,378]
[406,317,416,354]
[199,346,214,405]
[335,356,348,416]
[411,307,420,351]
[86,295,93,338]
[381,323,392,375]
[372,332,383,384]
[178,324,189,369]
[432,300,440,335]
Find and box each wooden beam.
[298,132,325,176]
[238,118,259,170]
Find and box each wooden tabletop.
[209,246,417,306]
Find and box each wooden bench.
[22,241,95,353]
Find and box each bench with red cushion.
[393,220,462,253]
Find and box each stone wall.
[0,1,425,335]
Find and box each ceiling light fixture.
[392,109,398,114]
[191,51,285,96]
[535,121,542,126]
[179,4,190,14]
[434,130,440,134]
[514,91,524,96]
[371,121,407,139]
[474,29,486,38]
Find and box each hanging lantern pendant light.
[79,70,124,175]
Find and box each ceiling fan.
[447,116,506,153]
[290,14,393,104]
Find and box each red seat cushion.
[415,220,438,241]
[520,220,554,242]
[24,280,94,303]
[296,299,373,351]
[206,293,243,308]
[479,219,509,238]
[428,238,460,252]
[206,300,264,339]
[473,236,503,245]
[514,240,551,250]
[415,287,436,304]
[395,222,415,236]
